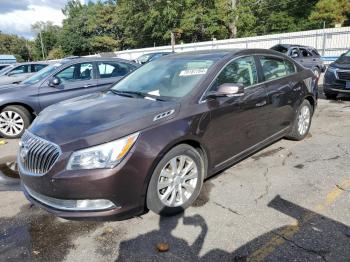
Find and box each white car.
[0,62,48,85]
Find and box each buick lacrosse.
[18,49,318,219]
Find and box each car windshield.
[111,57,217,99]
[0,65,14,76]
[137,54,152,63]
[22,63,62,85]
[344,50,350,57]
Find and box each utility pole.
[229,0,238,38]
[171,32,175,53]
[39,30,45,60]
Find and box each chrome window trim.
[199,54,298,104]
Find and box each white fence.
[107,26,350,61]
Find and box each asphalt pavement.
[0,92,350,261]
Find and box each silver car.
[0,62,48,85]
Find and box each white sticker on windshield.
[179,68,207,76]
[148,90,160,96]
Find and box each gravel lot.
[1,91,350,261]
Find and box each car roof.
[59,56,138,66]
[163,49,287,60]
[12,61,50,66]
[273,44,315,49]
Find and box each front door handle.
[84,84,93,88]
[256,100,267,107]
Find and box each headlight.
[67,132,139,170]
[326,66,337,78]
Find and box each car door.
[38,62,98,110]
[202,56,269,167]
[258,55,295,135]
[297,48,314,69]
[96,61,136,89]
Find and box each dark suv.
[0,57,138,138]
[271,44,325,77]
[323,49,350,99]
[18,49,318,220]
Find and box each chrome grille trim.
[336,70,350,81]
[19,131,61,176]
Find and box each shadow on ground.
[116,195,350,261]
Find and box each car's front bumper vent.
[19,131,61,176]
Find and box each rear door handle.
[256,100,267,107]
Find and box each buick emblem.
[20,144,29,162]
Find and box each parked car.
[0,62,49,85]
[18,49,318,220]
[134,52,173,65]
[0,57,139,138]
[270,44,326,78]
[0,64,10,71]
[323,49,350,99]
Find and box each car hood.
[331,56,350,70]
[29,92,180,148]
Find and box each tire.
[324,93,337,100]
[146,144,205,216]
[0,105,32,139]
[286,100,312,141]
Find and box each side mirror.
[291,52,299,58]
[49,77,61,87]
[206,83,244,99]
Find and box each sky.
[0,0,86,39]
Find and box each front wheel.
[146,144,205,216]
[0,105,32,139]
[286,100,312,141]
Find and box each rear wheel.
[0,105,32,139]
[146,144,205,216]
[286,100,312,141]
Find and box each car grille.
[337,71,350,81]
[19,131,61,175]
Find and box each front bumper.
[18,141,154,220]
[323,68,350,94]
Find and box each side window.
[55,63,93,82]
[32,64,47,72]
[300,48,312,57]
[98,62,129,78]
[260,56,287,81]
[290,48,299,58]
[212,56,258,90]
[284,60,296,75]
[9,65,29,75]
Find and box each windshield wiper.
[110,90,166,101]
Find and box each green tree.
[309,0,350,27]
[0,32,33,61]
[32,21,61,60]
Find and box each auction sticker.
[179,68,207,76]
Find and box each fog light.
[76,199,116,211]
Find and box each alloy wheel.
[157,155,198,207]
[297,105,311,136]
[0,111,25,137]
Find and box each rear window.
[310,49,320,57]
[271,45,288,54]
